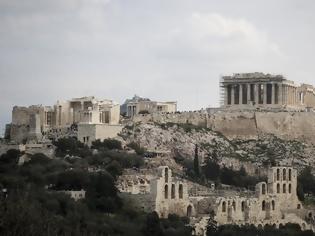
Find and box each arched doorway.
[187,205,192,217]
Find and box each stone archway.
[187,205,192,217]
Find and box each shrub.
[127,142,146,155]
[91,139,122,150]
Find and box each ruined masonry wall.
[132,111,315,144]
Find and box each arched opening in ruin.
[222,201,226,212]
[277,169,280,181]
[262,184,266,195]
[164,185,168,199]
[289,184,291,193]
[165,168,169,183]
[262,200,266,211]
[232,201,236,211]
[258,224,263,229]
[241,201,245,212]
[297,204,301,209]
[187,205,192,217]
[277,183,280,193]
[272,200,275,210]
[309,212,313,218]
[179,184,183,199]
[171,184,175,199]
[289,169,292,181]
[283,169,286,181]
[283,184,286,193]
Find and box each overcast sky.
[1,0,315,135]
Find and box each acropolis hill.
[4,73,315,146]
[2,73,315,236]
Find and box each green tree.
[194,144,200,177]
[143,211,163,236]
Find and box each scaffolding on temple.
[219,76,225,107]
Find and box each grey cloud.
[0,0,315,135]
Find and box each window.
[272,200,275,210]
[277,183,280,193]
[232,201,236,211]
[289,184,291,193]
[277,169,280,181]
[171,184,175,199]
[262,201,266,211]
[165,168,169,182]
[164,185,168,199]
[283,169,286,181]
[187,205,192,217]
[283,184,286,193]
[262,184,266,195]
[222,202,226,212]
[179,184,183,199]
[289,169,292,181]
[241,201,245,212]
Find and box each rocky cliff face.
[120,121,315,175]
[132,111,315,145]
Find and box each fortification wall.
[210,111,315,144]
[132,111,315,144]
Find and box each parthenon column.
[278,84,283,105]
[239,84,243,105]
[231,86,235,105]
[263,83,268,104]
[271,83,276,105]
[254,84,259,105]
[224,86,228,105]
[284,84,288,105]
[247,84,251,104]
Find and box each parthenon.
[221,72,315,110]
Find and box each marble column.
[254,84,259,105]
[263,83,268,104]
[224,86,228,105]
[272,84,276,105]
[231,86,235,105]
[278,84,283,105]
[247,84,251,104]
[286,85,289,105]
[239,84,243,105]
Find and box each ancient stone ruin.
[118,165,315,235]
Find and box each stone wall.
[78,124,123,146]
[132,111,315,145]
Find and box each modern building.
[220,73,315,110]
